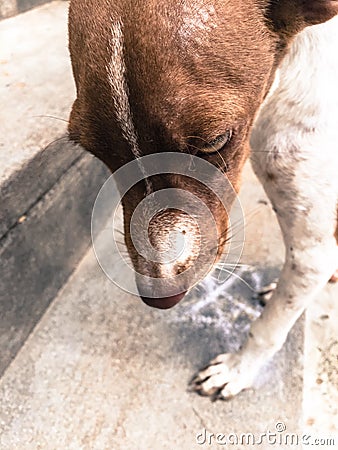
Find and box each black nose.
[140,292,187,309]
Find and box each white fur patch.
[180,3,217,44]
[107,21,152,195]
[249,16,338,364]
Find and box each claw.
[256,280,278,305]
[211,390,224,402]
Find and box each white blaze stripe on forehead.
[107,21,152,195]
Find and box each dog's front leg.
[191,104,338,398]
[191,178,337,399]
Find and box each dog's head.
[68,0,337,308]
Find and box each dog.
[68,0,338,399]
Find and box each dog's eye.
[200,130,232,154]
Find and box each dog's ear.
[267,1,338,37]
[301,0,338,25]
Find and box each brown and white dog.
[68,1,338,398]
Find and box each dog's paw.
[190,353,258,400]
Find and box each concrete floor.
[0,2,337,449]
[0,0,109,375]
